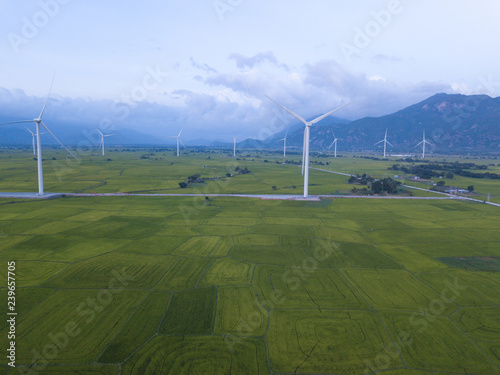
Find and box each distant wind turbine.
[280,128,289,157]
[25,126,36,155]
[415,129,432,158]
[0,77,77,195]
[375,129,393,158]
[233,137,236,157]
[168,129,185,157]
[96,129,114,156]
[266,96,349,198]
[329,132,339,158]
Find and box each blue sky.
[1,0,500,142]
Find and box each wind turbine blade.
[40,122,78,159]
[39,74,55,119]
[284,128,289,138]
[1,120,34,126]
[310,103,350,124]
[374,140,384,145]
[179,138,186,148]
[178,128,183,137]
[328,140,336,149]
[96,128,103,136]
[25,126,35,135]
[104,134,115,137]
[386,141,394,147]
[266,95,307,125]
[415,141,424,147]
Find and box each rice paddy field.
[0,148,499,374]
[1,148,499,202]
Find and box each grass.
[121,336,269,374]
[159,287,216,335]
[267,309,398,374]
[0,150,499,374]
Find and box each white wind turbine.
[267,96,349,198]
[415,129,432,158]
[280,128,289,157]
[329,132,339,158]
[96,129,114,156]
[375,129,393,158]
[0,78,77,195]
[25,126,36,155]
[168,129,185,157]
[233,137,237,157]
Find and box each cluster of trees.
[389,162,498,180]
[179,173,204,189]
[371,178,402,194]
[347,174,375,185]
[235,166,250,174]
[347,175,403,195]
[179,167,251,189]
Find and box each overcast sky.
[1,0,500,141]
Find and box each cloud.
[372,54,404,63]
[189,57,218,74]
[228,51,288,70]
[0,54,457,143]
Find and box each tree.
[445,172,454,179]
[436,181,446,187]
[467,185,474,192]
[178,182,188,189]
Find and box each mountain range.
[246,93,500,153]
[1,93,499,153]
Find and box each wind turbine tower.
[267,96,348,198]
[168,129,184,157]
[97,129,114,156]
[0,77,76,195]
[233,137,236,157]
[329,132,339,158]
[25,127,36,155]
[280,128,289,157]
[375,129,393,158]
[415,129,432,159]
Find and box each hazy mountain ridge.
[254,93,500,153]
[1,92,499,153]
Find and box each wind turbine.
[415,129,432,158]
[96,129,114,156]
[375,129,393,158]
[280,128,289,157]
[266,96,348,198]
[25,126,36,155]
[233,137,236,157]
[0,77,77,195]
[168,129,185,157]
[329,132,339,158]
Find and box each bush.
[178,182,188,189]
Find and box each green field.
[3,148,498,201]
[0,150,499,374]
